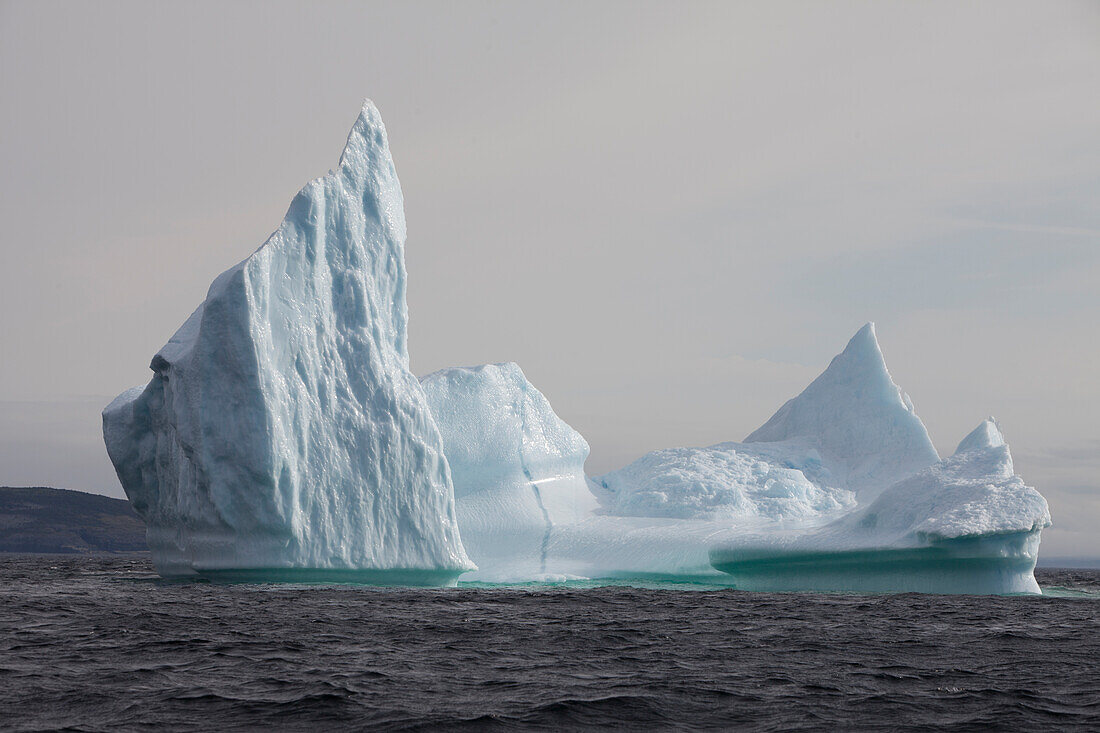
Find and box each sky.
[1,1,1098,558]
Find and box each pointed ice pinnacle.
[745,323,940,495]
[955,417,1006,454]
[103,101,474,582]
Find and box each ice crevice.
[524,467,553,575]
[517,372,554,574]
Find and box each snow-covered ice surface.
[696,332,1049,594]
[590,324,934,525]
[594,440,855,521]
[102,101,472,583]
[854,418,1048,544]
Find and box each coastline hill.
[0,486,147,553]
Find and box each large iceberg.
[103,101,473,583]
[103,100,1050,594]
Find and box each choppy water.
[2,555,1098,731]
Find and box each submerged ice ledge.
[104,100,1051,593]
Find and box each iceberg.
[102,99,1050,594]
[103,101,473,583]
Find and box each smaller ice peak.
[709,415,1050,594]
[745,322,939,495]
[842,321,882,362]
[955,417,1005,455]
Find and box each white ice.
[594,441,855,522]
[103,100,1051,593]
[420,363,598,580]
[743,323,941,497]
[709,418,1051,593]
[103,101,472,583]
[850,418,1049,544]
[426,327,1050,592]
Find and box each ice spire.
[103,100,473,582]
[745,323,940,495]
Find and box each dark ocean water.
[2,555,1098,731]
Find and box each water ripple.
[1,556,1098,731]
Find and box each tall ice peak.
[103,99,473,581]
[745,322,940,495]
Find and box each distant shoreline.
[0,486,147,553]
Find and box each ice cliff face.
[421,363,590,501]
[103,101,473,582]
[420,363,597,578]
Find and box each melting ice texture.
[594,441,855,522]
[103,101,472,583]
[427,326,1050,592]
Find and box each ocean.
[2,554,1098,731]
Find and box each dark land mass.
[0,486,147,553]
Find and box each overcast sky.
[2,1,1098,558]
